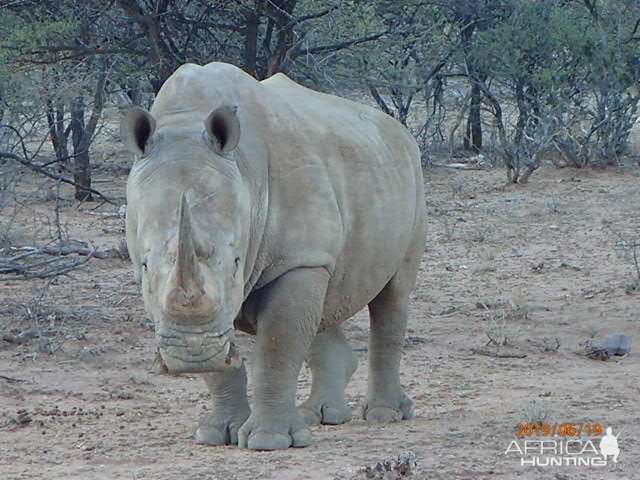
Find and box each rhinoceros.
[120,62,425,450]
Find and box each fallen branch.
[0,240,126,280]
[102,227,125,234]
[6,244,120,259]
[471,347,527,359]
[432,163,485,170]
[87,211,124,219]
[2,331,39,345]
[0,250,96,280]
[0,375,27,383]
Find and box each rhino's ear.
[120,107,156,156]
[204,105,240,154]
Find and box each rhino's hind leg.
[362,276,415,423]
[195,363,251,445]
[298,325,358,425]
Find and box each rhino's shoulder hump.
[165,62,255,91]
[260,72,297,87]
[201,62,253,78]
[153,62,260,118]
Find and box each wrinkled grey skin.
[121,62,425,451]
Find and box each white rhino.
[120,62,425,450]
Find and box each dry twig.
[471,347,527,359]
[0,240,125,280]
[0,123,114,205]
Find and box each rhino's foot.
[238,411,312,450]
[195,410,250,446]
[361,393,415,423]
[298,398,352,425]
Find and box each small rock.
[111,391,134,400]
[559,262,581,271]
[404,336,427,346]
[600,334,632,356]
[531,262,544,273]
[15,410,32,425]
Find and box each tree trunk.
[514,79,527,147]
[46,98,70,163]
[265,0,297,77]
[266,26,294,76]
[463,116,471,150]
[68,72,106,202]
[73,148,93,202]
[243,4,260,78]
[467,81,482,152]
[70,96,93,202]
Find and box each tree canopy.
[1,0,639,191]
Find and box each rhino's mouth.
[154,326,241,374]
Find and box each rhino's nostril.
[224,341,242,367]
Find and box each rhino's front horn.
[176,193,198,283]
[165,194,208,315]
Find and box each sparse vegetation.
[580,338,611,361]
[484,311,520,347]
[539,337,562,353]
[619,239,640,292]
[521,399,550,426]
[508,289,531,321]
[469,228,488,244]
[604,222,640,292]
[355,451,417,479]
[545,196,562,214]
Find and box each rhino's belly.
[320,276,391,329]
[319,221,415,328]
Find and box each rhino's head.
[120,105,247,374]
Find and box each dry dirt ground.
[1,157,639,480]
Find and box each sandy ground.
[1,158,639,480]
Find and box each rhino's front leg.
[238,267,329,450]
[195,363,251,445]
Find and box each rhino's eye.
[234,257,240,274]
[141,261,148,271]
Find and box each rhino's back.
[258,74,424,325]
[260,73,415,165]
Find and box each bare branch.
[0,149,114,205]
[583,0,599,21]
[0,241,127,280]
[168,17,244,33]
[367,83,394,117]
[625,17,640,43]
[293,31,388,57]
[0,248,96,280]
[287,6,337,27]
[5,244,122,259]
